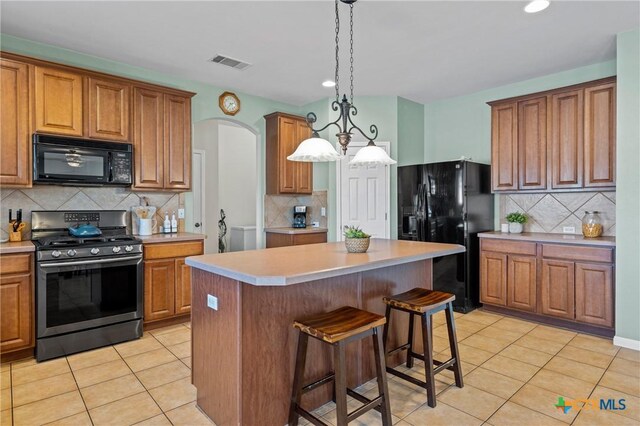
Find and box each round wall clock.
[219,91,241,116]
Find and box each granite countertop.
[478,231,615,247]
[264,227,328,235]
[138,232,206,244]
[0,240,36,255]
[186,239,465,286]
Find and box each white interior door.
[192,149,205,235]
[337,142,391,240]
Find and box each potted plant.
[506,212,527,234]
[343,225,371,253]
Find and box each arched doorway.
[189,118,261,254]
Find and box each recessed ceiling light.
[322,80,336,88]
[524,0,550,13]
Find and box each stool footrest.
[346,388,382,414]
[386,366,429,389]
[301,373,335,394]
[295,406,329,426]
[386,342,411,357]
[433,358,457,375]
[347,395,384,423]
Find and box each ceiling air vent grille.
[209,55,251,70]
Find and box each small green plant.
[343,225,370,239]
[506,212,528,224]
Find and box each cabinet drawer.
[293,233,327,246]
[0,253,32,275]
[481,239,536,256]
[144,241,203,260]
[542,244,613,263]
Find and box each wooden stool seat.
[382,288,455,314]
[289,306,392,426]
[383,287,463,408]
[294,306,386,343]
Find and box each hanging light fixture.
[287,0,396,166]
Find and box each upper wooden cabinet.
[88,77,130,141]
[0,51,194,190]
[489,78,616,192]
[34,66,84,136]
[0,59,31,186]
[265,112,313,195]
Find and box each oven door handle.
[39,255,142,268]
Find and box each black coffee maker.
[292,205,307,228]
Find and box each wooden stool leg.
[445,302,464,388]
[334,341,348,426]
[421,313,437,408]
[288,332,309,426]
[382,304,391,351]
[406,312,415,368]
[373,326,393,426]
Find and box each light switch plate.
[178,208,185,219]
[562,226,576,234]
[207,294,218,310]
[321,207,326,217]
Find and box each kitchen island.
[186,239,465,425]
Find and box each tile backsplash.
[1,186,185,239]
[499,191,616,236]
[264,191,328,229]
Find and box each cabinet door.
[175,258,192,315]
[507,255,537,312]
[540,259,575,319]
[491,102,518,191]
[584,83,616,188]
[88,77,130,141]
[550,89,583,189]
[0,274,32,353]
[164,94,191,189]
[575,262,613,327]
[144,259,175,322]
[518,97,547,190]
[133,87,164,189]
[480,251,507,306]
[34,66,83,136]
[278,117,297,193]
[0,59,30,186]
[295,120,313,194]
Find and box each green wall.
[398,97,425,166]
[615,29,640,343]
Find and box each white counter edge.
[478,232,615,247]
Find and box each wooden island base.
[192,261,431,425]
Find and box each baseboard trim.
[613,336,640,351]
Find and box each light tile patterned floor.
[1,311,639,425]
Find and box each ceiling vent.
[209,54,251,70]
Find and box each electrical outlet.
[562,226,576,234]
[321,207,326,217]
[207,294,218,310]
[311,221,320,228]
[178,208,185,219]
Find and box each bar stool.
[382,288,463,408]
[288,306,393,426]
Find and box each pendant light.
[287,0,396,166]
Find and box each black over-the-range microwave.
[33,134,133,186]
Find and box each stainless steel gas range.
[32,210,143,361]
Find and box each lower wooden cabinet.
[265,231,327,248]
[480,238,615,331]
[143,240,203,324]
[0,253,34,354]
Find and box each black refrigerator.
[398,160,494,313]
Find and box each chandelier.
[287,0,396,166]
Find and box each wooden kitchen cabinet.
[143,240,204,324]
[575,262,613,327]
[0,253,34,355]
[0,58,31,186]
[163,94,191,190]
[265,230,327,248]
[489,77,615,192]
[540,259,575,320]
[133,87,165,189]
[88,76,130,141]
[265,112,313,195]
[34,66,84,136]
[480,251,507,306]
[507,255,537,312]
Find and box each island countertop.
[185,238,464,286]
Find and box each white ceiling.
[1,1,638,106]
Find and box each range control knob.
[112,246,122,253]
[90,248,100,255]
[124,245,133,252]
[67,249,77,257]
[51,250,62,258]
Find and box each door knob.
[195,223,201,228]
